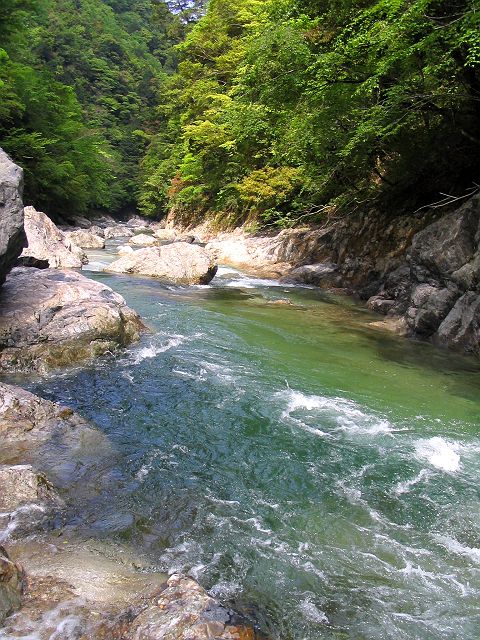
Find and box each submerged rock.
[0,545,24,625]
[106,242,218,285]
[21,206,87,268]
[0,148,26,286]
[0,267,144,372]
[64,228,105,249]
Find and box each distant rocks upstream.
[106,242,218,285]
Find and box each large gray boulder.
[21,206,87,268]
[0,149,26,285]
[0,268,144,372]
[64,228,105,249]
[104,225,134,239]
[106,242,218,285]
[129,233,157,246]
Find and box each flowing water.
[10,242,480,639]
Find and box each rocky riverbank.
[0,149,258,639]
[167,193,480,358]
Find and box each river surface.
[13,242,480,639]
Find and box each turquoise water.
[23,250,480,640]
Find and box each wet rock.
[0,465,59,511]
[0,148,26,286]
[435,292,480,355]
[21,206,87,268]
[104,225,134,239]
[282,263,339,287]
[126,574,256,640]
[0,267,144,372]
[129,233,157,247]
[65,229,105,249]
[367,296,396,315]
[106,243,218,285]
[0,545,25,625]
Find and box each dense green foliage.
[140,0,480,227]
[0,0,181,215]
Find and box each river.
[10,241,480,639]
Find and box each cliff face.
[279,194,480,356]
[0,149,26,286]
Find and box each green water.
[24,255,480,640]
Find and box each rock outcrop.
[0,465,59,512]
[21,206,87,268]
[0,546,24,625]
[0,149,26,286]
[126,574,256,640]
[0,267,144,372]
[106,243,218,285]
[64,228,105,249]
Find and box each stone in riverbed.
[105,242,218,285]
[21,206,87,268]
[0,267,144,372]
[129,233,157,247]
[104,225,134,239]
[0,545,24,625]
[0,148,26,286]
[64,228,105,249]
[0,465,60,511]
[126,574,256,640]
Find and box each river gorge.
[2,238,479,639]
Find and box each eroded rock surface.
[21,206,87,268]
[0,545,24,625]
[0,149,26,286]
[106,243,217,285]
[0,267,144,372]
[65,229,105,249]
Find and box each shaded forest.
[1,0,479,226]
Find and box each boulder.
[435,292,480,356]
[0,464,59,512]
[21,206,87,268]
[0,148,26,286]
[0,545,24,625]
[105,243,218,285]
[64,228,105,249]
[15,256,49,269]
[89,225,105,238]
[68,215,92,229]
[282,262,340,287]
[104,225,134,239]
[129,233,157,247]
[118,245,134,256]
[126,574,256,640]
[0,267,144,372]
[153,228,177,242]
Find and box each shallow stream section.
[6,241,480,639]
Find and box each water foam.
[414,437,461,472]
[131,334,186,364]
[434,535,480,563]
[278,389,396,437]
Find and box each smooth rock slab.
[106,243,218,285]
[0,148,26,286]
[21,206,87,268]
[0,267,144,372]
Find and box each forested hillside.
[0,0,183,216]
[140,0,480,227]
[1,0,479,226]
